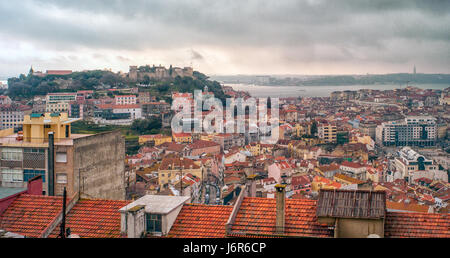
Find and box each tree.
[311,121,318,136]
[142,75,150,85]
[131,117,162,135]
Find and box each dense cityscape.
[0,2,449,256]
[0,64,448,239]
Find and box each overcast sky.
[0,0,449,77]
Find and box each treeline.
[7,70,127,100]
[7,69,228,103]
[141,71,228,103]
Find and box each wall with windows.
[54,145,73,196]
[0,147,47,189]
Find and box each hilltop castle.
[128,65,193,81]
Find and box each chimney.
[275,184,286,234]
[246,174,257,197]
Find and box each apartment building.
[212,133,245,151]
[45,93,77,113]
[318,124,337,143]
[0,104,31,130]
[0,112,125,200]
[115,95,137,105]
[376,116,437,147]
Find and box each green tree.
[311,121,318,136]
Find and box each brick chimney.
[246,174,257,197]
[275,184,286,234]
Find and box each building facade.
[0,112,126,200]
[376,116,437,147]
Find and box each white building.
[393,147,440,182]
[112,104,142,120]
[115,95,137,105]
[376,116,437,147]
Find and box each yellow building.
[158,157,202,186]
[311,176,342,192]
[249,143,260,156]
[294,123,311,137]
[138,134,172,146]
[22,112,80,143]
[200,133,215,141]
[172,132,192,143]
[333,173,365,185]
[46,102,70,113]
[318,124,337,143]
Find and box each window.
[1,148,23,161]
[56,152,67,163]
[24,169,46,182]
[56,173,67,184]
[24,148,45,154]
[2,168,23,183]
[146,213,162,233]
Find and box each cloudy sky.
[0,0,449,77]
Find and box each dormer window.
[146,213,162,233]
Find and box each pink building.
[268,161,293,184]
[187,140,220,156]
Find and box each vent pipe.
[48,132,55,196]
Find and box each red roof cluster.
[0,194,65,238]
[48,199,130,238]
[168,204,232,238]
[230,197,333,238]
[385,212,450,238]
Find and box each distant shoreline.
[226,83,449,98]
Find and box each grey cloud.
[0,0,449,74]
[190,50,204,61]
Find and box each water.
[226,83,450,98]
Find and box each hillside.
[6,69,227,102]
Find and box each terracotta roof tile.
[0,194,65,238]
[229,197,333,238]
[168,204,233,238]
[385,212,450,238]
[49,199,130,238]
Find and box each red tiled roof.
[340,161,364,169]
[172,132,192,137]
[0,194,65,238]
[386,201,429,213]
[385,212,450,238]
[46,70,72,75]
[159,157,200,170]
[48,199,130,238]
[168,204,233,238]
[229,197,333,237]
[188,140,220,149]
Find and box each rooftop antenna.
[58,187,67,238]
